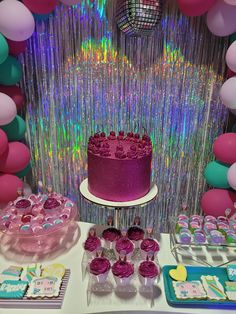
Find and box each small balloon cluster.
[201,132,236,218]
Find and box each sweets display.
[87,131,152,201]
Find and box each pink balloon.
[226,41,236,72]
[0,92,17,125]
[0,142,31,173]
[207,0,236,36]
[0,173,23,203]
[177,0,216,16]
[0,0,35,41]
[0,129,8,156]
[23,0,57,14]
[59,0,80,5]
[220,77,236,109]
[213,133,236,164]
[201,188,236,217]
[224,0,236,5]
[228,162,236,190]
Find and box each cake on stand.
[79,178,158,228]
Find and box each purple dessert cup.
[89,257,111,283]
[112,260,134,286]
[138,260,160,286]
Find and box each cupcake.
[84,234,101,259]
[140,238,160,259]
[112,257,134,286]
[115,237,134,260]
[89,257,111,283]
[102,227,121,249]
[138,260,160,286]
[127,226,145,248]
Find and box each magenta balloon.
[207,0,236,36]
[213,133,236,164]
[0,129,8,156]
[226,41,236,72]
[201,188,236,217]
[177,0,216,16]
[59,0,80,5]
[220,77,236,109]
[227,163,236,190]
[0,92,17,125]
[0,173,23,203]
[0,142,30,173]
[0,0,35,41]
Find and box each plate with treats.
[163,265,236,308]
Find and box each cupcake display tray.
[163,265,236,309]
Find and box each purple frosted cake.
[87,131,152,201]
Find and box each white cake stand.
[79,178,158,228]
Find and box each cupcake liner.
[139,274,157,286]
[90,270,109,283]
[113,274,133,286]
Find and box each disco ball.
[116,0,162,36]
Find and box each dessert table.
[1,221,236,314]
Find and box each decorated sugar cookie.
[201,275,226,300]
[0,280,28,299]
[27,276,61,298]
[21,264,41,282]
[225,281,236,301]
[169,264,187,281]
[0,266,22,283]
[173,281,207,299]
[227,265,236,281]
[42,264,65,279]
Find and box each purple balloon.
[226,41,236,72]
[207,0,236,36]
[220,77,236,109]
[228,162,236,190]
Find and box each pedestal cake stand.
[79,178,158,228]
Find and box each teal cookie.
[227,265,236,281]
[0,280,28,299]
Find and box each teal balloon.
[0,56,22,85]
[0,115,26,141]
[204,161,230,189]
[230,33,236,45]
[0,33,8,64]
[232,123,236,133]
[15,163,31,179]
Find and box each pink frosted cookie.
[173,281,206,299]
[27,276,61,298]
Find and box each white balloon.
[220,77,236,109]
[0,92,17,125]
[226,41,236,72]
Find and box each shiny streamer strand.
[20,0,228,231]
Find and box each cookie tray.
[163,265,236,308]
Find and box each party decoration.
[204,161,230,189]
[59,0,80,5]
[6,39,27,57]
[213,133,236,164]
[0,85,25,111]
[0,92,17,125]
[0,129,8,156]
[228,163,236,190]
[0,56,22,86]
[15,163,31,179]
[226,41,236,73]
[116,0,162,36]
[0,142,31,173]
[177,0,216,17]
[0,0,35,41]
[0,33,8,64]
[220,77,236,109]
[0,115,26,141]
[0,173,24,203]
[207,0,236,36]
[23,0,57,15]
[201,189,236,217]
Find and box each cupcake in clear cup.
[102,227,121,249]
[89,249,111,283]
[140,235,160,260]
[138,252,160,286]
[115,229,134,260]
[84,227,101,259]
[127,226,145,248]
[112,251,134,286]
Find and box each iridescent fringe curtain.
[21,0,228,231]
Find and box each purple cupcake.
[89,257,111,283]
[140,238,160,259]
[115,237,134,260]
[112,259,134,286]
[84,236,101,258]
[102,227,121,249]
[127,226,144,248]
[138,260,160,286]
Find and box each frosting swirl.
[43,197,60,210]
[102,227,121,242]
[15,199,31,209]
[139,261,159,278]
[115,238,134,254]
[84,236,101,252]
[89,257,111,275]
[112,260,134,278]
[140,238,160,253]
[127,226,144,241]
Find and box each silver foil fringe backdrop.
[20,0,228,232]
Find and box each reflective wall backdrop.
[21,0,228,231]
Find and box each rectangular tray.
[163,265,236,308]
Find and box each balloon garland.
[0,0,235,211]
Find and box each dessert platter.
[81,216,161,307]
